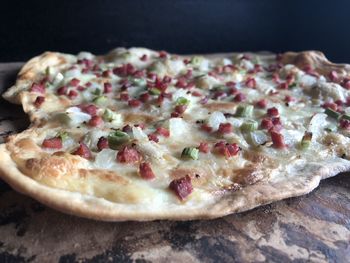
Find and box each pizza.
[1,47,350,221]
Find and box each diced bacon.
[139,162,155,180]
[329,70,339,82]
[335,99,344,106]
[34,96,45,108]
[70,78,80,87]
[233,93,246,102]
[163,75,172,83]
[102,70,111,78]
[148,133,159,143]
[68,90,78,99]
[42,137,62,149]
[122,125,132,133]
[171,112,181,118]
[158,51,167,58]
[286,73,295,85]
[201,124,212,133]
[256,99,267,108]
[77,85,85,91]
[88,116,103,127]
[57,86,68,95]
[322,102,338,111]
[175,78,187,89]
[213,91,227,100]
[81,104,98,116]
[120,93,129,101]
[104,82,112,93]
[140,54,148,61]
[128,99,142,108]
[272,73,280,83]
[226,81,236,88]
[270,131,286,149]
[342,79,350,90]
[228,87,238,95]
[30,83,45,94]
[156,127,170,137]
[169,175,193,200]
[278,82,289,89]
[97,137,109,151]
[198,142,209,153]
[267,107,279,117]
[340,119,350,130]
[214,142,240,158]
[139,93,150,103]
[284,95,294,103]
[261,118,274,130]
[116,146,140,163]
[184,70,192,79]
[175,105,187,114]
[73,142,92,159]
[218,123,233,134]
[245,77,256,88]
[191,91,202,97]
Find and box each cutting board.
[0,63,349,263]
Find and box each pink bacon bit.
[97,137,109,151]
[261,118,274,130]
[340,119,350,130]
[156,127,170,137]
[256,99,267,109]
[69,78,80,87]
[278,82,289,89]
[68,90,78,99]
[158,50,167,58]
[218,123,233,134]
[88,116,103,127]
[322,102,338,111]
[116,146,140,163]
[226,81,236,88]
[34,96,45,108]
[57,86,68,95]
[169,175,193,200]
[200,124,212,133]
[270,130,286,149]
[120,93,129,101]
[128,99,142,108]
[267,107,279,117]
[140,54,148,61]
[214,141,240,159]
[139,92,150,103]
[198,142,209,153]
[148,133,159,143]
[342,78,350,90]
[245,77,256,88]
[30,83,45,94]
[233,93,246,102]
[139,162,155,180]
[73,142,92,159]
[175,105,187,114]
[329,70,339,82]
[81,104,98,116]
[42,137,62,149]
[103,82,112,93]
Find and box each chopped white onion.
[83,129,108,150]
[168,118,191,140]
[94,149,117,169]
[208,111,226,131]
[77,51,94,60]
[132,127,149,142]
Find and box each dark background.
[1,0,349,63]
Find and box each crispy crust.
[1,49,350,221]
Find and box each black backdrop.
[1,0,350,63]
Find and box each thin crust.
[1,49,350,221]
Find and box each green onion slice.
[181,147,199,160]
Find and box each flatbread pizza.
[1,48,350,221]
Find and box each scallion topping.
[93,95,107,105]
[56,131,69,141]
[341,114,350,121]
[108,131,130,149]
[181,147,199,160]
[235,105,254,117]
[149,88,161,95]
[240,120,258,132]
[325,108,340,119]
[176,97,190,105]
[102,109,118,122]
[300,132,313,150]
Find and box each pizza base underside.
[0,49,350,221]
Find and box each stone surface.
[0,63,349,263]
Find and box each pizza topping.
[97,137,109,151]
[34,96,45,108]
[30,83,45,94]
[270,131,286,149]
[267,107,279,117]
[156,127,170,137]
[325,108,341,119]
[73,142,92,159]
[198,142,209,153]
[128,99,142,108]
[139,162,155,180]
[241,120,258,132]
[235,105,254,117]
[169,175,193,200]
[256,99,267,109]
[108,131,130,149]
[181,147,199,160]
[42,137,62,149]
[300,132,312,150]
[116,146,140,163]
[218,123,233,134]
[214,142,240,158]
[88,116,103,127]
